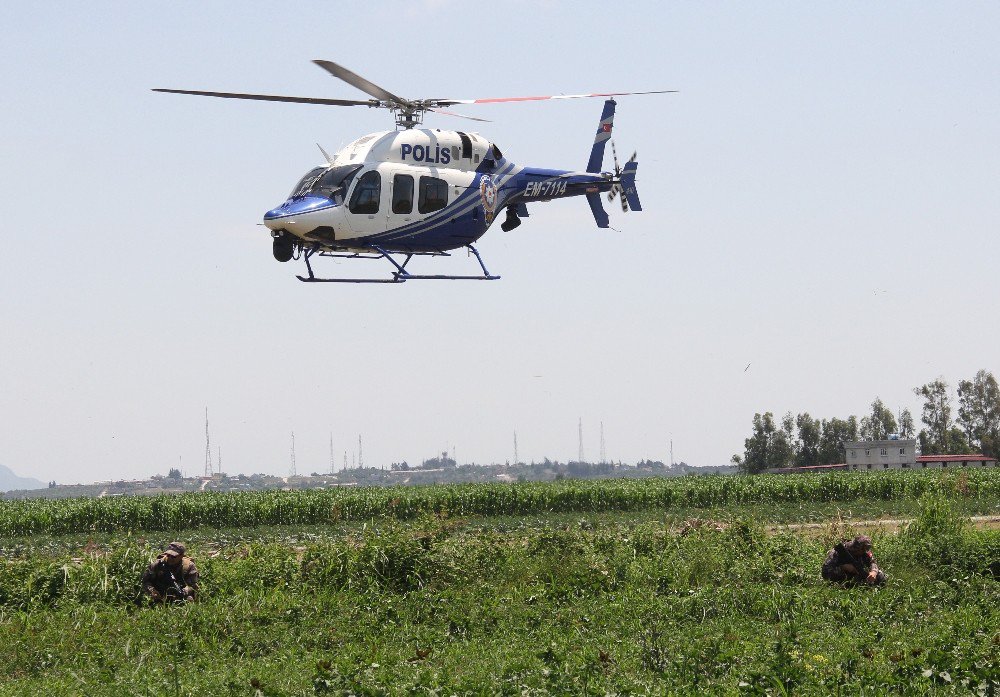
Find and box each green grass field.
[1,472,997,695]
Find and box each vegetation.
[733,369,1000,473]
[0,474,997,694]
[1,470,998,537]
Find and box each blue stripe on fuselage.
[358,160,519,253]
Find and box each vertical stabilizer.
[586,99,616,173]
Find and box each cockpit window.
[311,165,362,200]
[288,164,362,201]
[349,170,382,214]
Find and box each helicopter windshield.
[288,164,363,201]
[289,167,325,199]
[311,164,362,200]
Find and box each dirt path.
[770,515,1000,535]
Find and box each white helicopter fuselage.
[264,128,517,254]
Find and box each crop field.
[1,471,998,695]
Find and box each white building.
[845,438,996,471]
[845,438,916,470]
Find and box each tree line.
[732,369,1000,474]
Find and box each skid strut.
[296,244,500,283]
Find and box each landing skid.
[296,244,500,283]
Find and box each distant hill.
[0,464,45,492]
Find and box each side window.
[349,170,381,214]
[418,176,448,213]
[392,174,414,214]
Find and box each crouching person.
[142,542,199,604]
[822,534,886,586]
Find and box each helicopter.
[154,61,674,283]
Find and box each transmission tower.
[217,446,222,474]
[513,429,519,465]
[290,431,297,477]
[600,421,606,464]
[358,435,364,469]
[578,418,585,463]
[204,407,213,477]
[329,433,335,474]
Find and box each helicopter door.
[386,172,415,231]
[345,169,385,237]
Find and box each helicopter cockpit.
[289,164,362,203]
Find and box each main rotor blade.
[152,88,372,107]
[427,107,491,123]
[313,60,412,107]
[434,89,677,107]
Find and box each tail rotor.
[607,140,637,213]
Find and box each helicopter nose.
[263,195,336,230]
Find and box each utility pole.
[670,439,674,467]
[290,431,296,477]
[578,418,585,463]
[329,433,335,474]
[600,421,606,465]
[217,446,222,475]
[204,407,213,477]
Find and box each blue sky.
[1,2,998,482]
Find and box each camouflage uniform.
[141,542,199,602]
[822,536,886,585]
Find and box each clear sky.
[2,2,998,483]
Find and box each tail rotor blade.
[611,140,622,175]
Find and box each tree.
[914,379,953,454]
[898,409,915,439]
[795,413,821,467]
[167,468,182,479]
[859,398,898,441]
[817,416,858,465]
[772,412,795,467]
[957,369,1000,457]
[735,412,795,474]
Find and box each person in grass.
[141,541,199,603]
[822,534,886,586]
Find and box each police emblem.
[479,174,498,225]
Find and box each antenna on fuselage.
[317,143,335,165]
